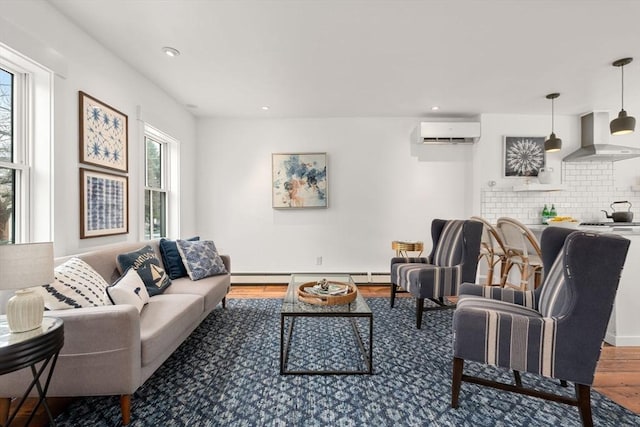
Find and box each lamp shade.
[545,133,562,152]
[0,242,54,290]
[0,242,54,333]
[610,109,636,135]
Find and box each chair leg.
[500,260,512,287]
[486,261,495,285]
[390,283,397,308]
[560,379,568,387]
[0,398,10,425]
[575,384,593,427]
[513,370,522,387]
[416,298,424,329]
[451,357,464,408]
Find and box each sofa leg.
[0,397,10,425]
[120,394,131,425]
[222,296,227,309]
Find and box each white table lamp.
[0,242,54,333]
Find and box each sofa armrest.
[220,254,231,273]
[0,304,143,398]
[44,304,141,357]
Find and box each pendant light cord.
[621,64,625,110]
[551,97,555,133]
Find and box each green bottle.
[550,204,557,219]
[542,204,549,224]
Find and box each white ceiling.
[48,0,640,119]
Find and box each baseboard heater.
[231,272,391,285]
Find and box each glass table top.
[0,316,63,349]
[281,274,372,315]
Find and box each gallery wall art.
[80,168,128,238]
[503,136,546,177]
[272,153,327,209]
[79,91,128,173]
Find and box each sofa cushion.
[106,268,150,313]
[139,294,203,366]
[116,245,171,296]
[164,275,230,313]
[36,257,108,310]
[159,236,199,279]
[176,240,227,281]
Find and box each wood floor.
[228,284,640,414]
[8,284,639,426]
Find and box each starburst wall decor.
[79,91,128,172]
[503,136,546,177]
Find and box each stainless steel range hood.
[562,112,640,162]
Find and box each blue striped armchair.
[451,229,630,427]
[390,219,482,329]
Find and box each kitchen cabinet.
[605,231,640,346]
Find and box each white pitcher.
[538,167,553,184]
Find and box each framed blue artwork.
[79,91,128,172]
[80,168,128,238]
[272,152,328,209]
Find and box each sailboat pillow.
[116,245,172,296]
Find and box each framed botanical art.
[79,91,128,172]
[272,152,328,209]
[503,136,546,177]
[80,168,128,238]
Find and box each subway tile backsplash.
[480,162,640,225]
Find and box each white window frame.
[0,43,53,244]
[142,123,180,240]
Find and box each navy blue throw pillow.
[116,245,171,296]
[159,236,200,279]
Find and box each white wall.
[1,1,198,256]
[196,117,474,274]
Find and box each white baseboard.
[604,332,640,347]
[231,273,390,285]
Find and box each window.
[0,44,53,245]
[0,66,23,244]
[144,135,166,239]
[143,125,179,240]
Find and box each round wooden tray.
[297,281,357,306]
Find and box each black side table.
[0,316,64,426]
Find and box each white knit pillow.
[35,257,109,310]
[106,268,150,313]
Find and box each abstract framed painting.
[79,91,128,172]
[80,168,128,238]
[503,136,546,177]
[272,152,328,209]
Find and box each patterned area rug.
[55,298,640,426]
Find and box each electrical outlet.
[316,256,322,265]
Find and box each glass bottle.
[542,204,549,225]
[550,204,557,219]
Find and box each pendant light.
[610,57,636,135]
[544,93,562,152]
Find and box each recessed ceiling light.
[261,106,270,111]
[431,106,440,111]
[162,47,180,57]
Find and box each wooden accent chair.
[496,217,543,290]
[470,216,507,285]
[451,228,630,427]
[390,219,482,329]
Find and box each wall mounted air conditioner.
[418,121,481,144]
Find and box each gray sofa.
[0,240,230,425]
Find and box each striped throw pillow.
[35,257,109,310]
